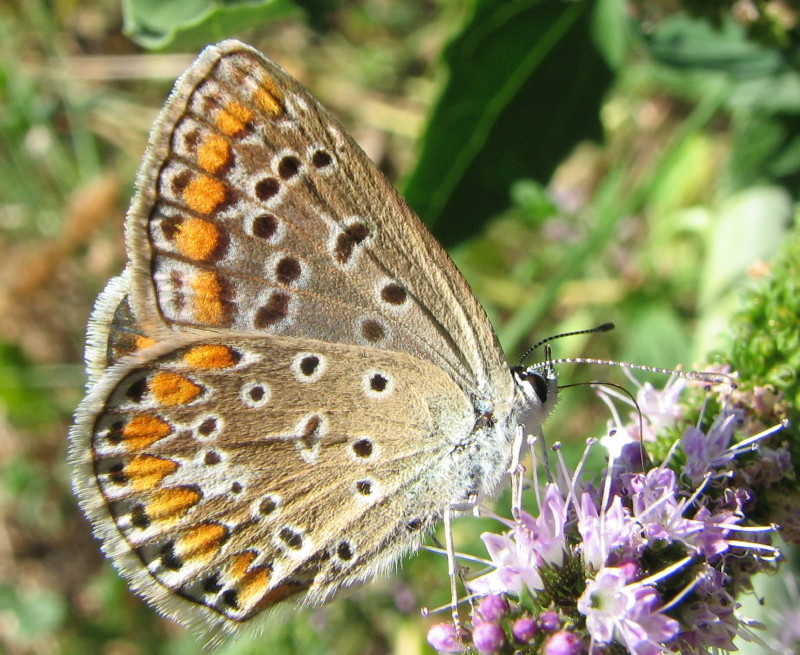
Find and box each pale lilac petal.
[578,568,677,654]
[427,623,465,653]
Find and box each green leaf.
[591,0,633,71]
[643,14,781,77]
[642,13,800,199]
[726,114,800,192]
[122,0,301,50]
[401,0,612,247]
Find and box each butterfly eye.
[529,373,549,403]
[513,368,550,404]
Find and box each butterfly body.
[70,40,555,637]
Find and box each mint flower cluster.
[427,375,791,654]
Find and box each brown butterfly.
[70,40,556,639]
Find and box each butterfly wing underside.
[125,40,512,398]
[71,40,520,636]
[73,330,476,632]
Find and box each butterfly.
[69,40,557,638]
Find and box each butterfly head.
[510,358,558,435]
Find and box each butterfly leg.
[508,424,526,522]
[442,506,471,640]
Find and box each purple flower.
[688,506,739,559]
[637,377,687,437]
[741,444,793,486]
[543,630,582,655]
[477,595,509,622]
[599,377,686,450]
[466,529,542,596]
[694,564,729,596]
[426,623,465,653]
[512,617,537,642]
[578,567,679,654]
[460,372,787,654]
[615,557,643,582]
[532,483,570,566]
[681,409,742,484]
[628,467,702,545]
[679,597,737,651]
[467,486,568,597]
[577,492,638,570]
[472,621,506,653]
[539,610,561,631]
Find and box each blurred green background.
[1,0,798,653]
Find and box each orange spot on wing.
[229,551,257,579]
[121,414,173,450]
[146,486,201,521]
[216,101,253,136]
[134,336,158,351]
[237,566,272,609]
[125,454,178,491]
[190,271,227,326]
[183,344,238,369]
[254,79,283,117]
[178,522,228,563]
[183,175,227,215]
[197,134,231,174]
[174,217,220,261]
[149,371,202,405]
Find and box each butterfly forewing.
[125,41,511,398]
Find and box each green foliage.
[123,0,301,49]
[722,216,800,451]
[643,13,800,197]
[402,0,613,247]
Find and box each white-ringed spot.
[253,290,292,328]
[352,477,380,503]
[333,540,355,565]
[348,436,379,463]
[195,415,222,439]
[255,494,282,519]
[266,252,307,287]
[203,450,223,466]
[272,149,302,182]
[291,352,326,383]
[293,413,327,465]
[378,280,408,307]
[241,381,271,408]
[362,370,394,400]
[251,213,283,242]
[306,144,334,173]
[254,176,283,205]
[333,220,371,266]
[359,317,387,344]
[273,524,312,560]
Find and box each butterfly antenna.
[517,322,615,366]
[529,357,735,387]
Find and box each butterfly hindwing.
[72,331,480,634]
